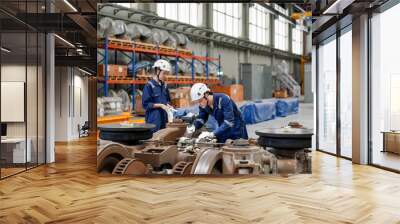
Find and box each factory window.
[274,5,289,51]
[115,3,139,9]
[292,24,303,55]
[249,4,270,45]
[213,3,242,38]
[116,3,130,8]
[157,3,203,27]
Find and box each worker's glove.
[159,104,169,111]
[167,104,178,113]
[186,124,195,135]
[198,131,215,140]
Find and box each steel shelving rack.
[97,37,222,109]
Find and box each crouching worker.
[190,83,248,143]
[142,59,173,133]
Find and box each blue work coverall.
[142,79,171,132]
[194,93,248,143]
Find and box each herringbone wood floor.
[1,136,400,224]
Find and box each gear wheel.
[112,158,148,175]
[172,161,193,175]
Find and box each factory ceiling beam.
[258,3,296,25]
[55,55,96,70]
[67,13,97,43]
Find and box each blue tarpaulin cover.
[276,98,299,117]
[240,99,276,124]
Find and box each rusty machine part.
[221,139,273,175]
[112,158,148,175]
[256,128,313,174]
[172,161,193,175]
[134,145,178,171]
[276,159,297,174]
[191,148,223,175]
[176,151,196,163]
[97,143,129,173]
[98,123,155,145]
[149,121,188,145]
[256,127,313,150]
[97,143,146,173]
[270,148,312,174]
[287,121,303,128]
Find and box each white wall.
[55,67,89,141]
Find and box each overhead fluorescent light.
[63,0,78,12]
[78,67,92,76]
[1,47,11,53]
[54,34,75,48]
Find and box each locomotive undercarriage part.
[271,149,312,174]
[256,127,313,149]
[148,121,188,145]
[97,143,128,174]
[97,143,146,174]
[191,148,223,175]
[221,139,276,175]
[98,123,155,145]
[256,127,313,175]
[172,161,193,175]
[112,158,148,175]
[134,145,178,171]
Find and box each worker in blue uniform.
[190,83,248,143]
[142,59,173,133]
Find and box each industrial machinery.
[97,120,191,174]
[97,123,154,173]
[97,119,313,176]
[256,125,313,174]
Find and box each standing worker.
[142,59,173,133]
[190,83,248,143]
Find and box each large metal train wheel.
[97,143,129,174]
[191,148,222,175]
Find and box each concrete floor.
[246,103,314,139]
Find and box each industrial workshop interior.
[1,0,400,223]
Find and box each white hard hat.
[153,59,171,72]
[190,83,210,102]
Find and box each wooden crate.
[98,64,128,77]
[210,84,244,102]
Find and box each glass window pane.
[1,31,28,177]
[318,37,337,154]
[213,10,218,31]
[340,29,352,158]
[371,4,400,171]
[38,33,45,165]
[218,13,224,34]
[226,4,233,15]
[27,31,38,169]
[213,3,241,37]
[157,3,165,16]
[227,16,233,36]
